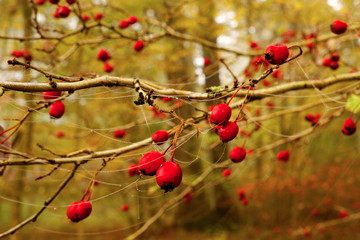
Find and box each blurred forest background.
[0,0,360,239]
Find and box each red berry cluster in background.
[11,49,32,61]
[96,49,114,73]
[118,16,138,29]
[322,52,341,70]
[305,113,321,126]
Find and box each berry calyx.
[114,129,126,138]
[97,49,111,62]
[330,20,347,35]
[277,150,290,162]
[152,130,169,145]
[264,43,289,65]
[66,201,92,222]
[128,16,138,24]
[229,146,246,163]
[342,118,356,135]
[217,121,239,143]
[43,91,61,100]
[133,40,144,52]
[156,161,182,192]
[210,103,232,125]
[138,151,166,176]
[49,101,65,119]
[119,20,130,29]
[127,163,139,176]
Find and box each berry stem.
[226,83,249,106]
[234,87,251,122]
[162,143,173,155]
[283,45,303,64]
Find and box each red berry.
[104,62,114,72]
[266,101,274,110]
[277,150,290,162]
[156,161,182,192]
[262,80,270,87]
[229,147,246,163]
[322,58,331,67]
[305,113,315,122]
[66,0,76,4]
[217,121,239,143]
[307,42,314,50]
[265,43,289,65]
[311,208,319,215]
[57,6,71,18]
[49,101,65,119]
[43,91,61,100]
[152,130,169,145]
[237,189,245,200]
[94,13,103,21]
[250,41,260,49]
[222,169,231,177]
[97,49,111,62]
[342,118,356,135]
[271,69,283,80]
[338,211,348,218]
[204,57,211,66]
[122,204,129,212]
[128,16,138,24]
[119,20,130,29]
[22,49,32,61]
[133,40,144,52]
[36,0,45,5]
[303,230,311,238]
[138,151,166,176]
[82,14,90,21]
[49,0,59,4]
[210,103,232,125]
[184,192,191,204]
[56,131,64,138]
[330,20,347,34]
[66,201,92,222]
[127,163,139,176]
[11,50,23,58]
[114,129,126,138]
[329,60,339,70]
[331,52,340,61]
[274,226,281,233]
[242,199,248,205]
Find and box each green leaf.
[345,94,360,114]
[209,86,223,92]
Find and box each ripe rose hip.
[204,57,211,66]
[277,150,290,162]
[57,6,71,18]
[222,169,231,177]
[138,151,166,176]
[342,118,356,135]
[210,103,232,125]
[229,147,246,163]
[133,40,144,52]
[66,201,92,222]
[128,16,138,24]
[217,121,239,143]
[264,43,289,65]
[152,130,169,145]
[94,13,103,21]
[127,163,139,176]
[114,129,126,138]
[156,161,182,192]
[49,0,59,4]
[43,91,61,100]
[322,58,331,67]
[97,49,111,62]
[49,101,65,119]
[119,20,129,29]
[104,62,114,72]
[330,20,347,35]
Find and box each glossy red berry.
[66,0,76,4]
[114,129,126,138]
[331,52,340,61]
[43,91,61,100]
[322,58,331,67]
[94,13,103,21]
[49,0,59,4]
[342,118,356,135]
[104,62,114,72]
[122,204,129,212]
[133,40,144,52]
[338,211,349,218]
[277,150,290,162]
[56,131,64,138]
[57,6,71,18]
[128,16,138,24]
[329,60,339,70]
[229,147,246,163]
[127,163,139,176]
[66,201,92,222]
[49,101,65,119]
[264,43,289,65]
[204,58,211,66]
[36,0,45,5]
[82,14,90,22]
[11,50,23,58]
[217,121,239,143]
[119,20,129,29]
[222,169,231,177]
[330,20,347,34]
[138,151,166,176]
[152,130,169,145]
[156,161,182,192]
[210,103,232,125]
[97,49,111,62]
